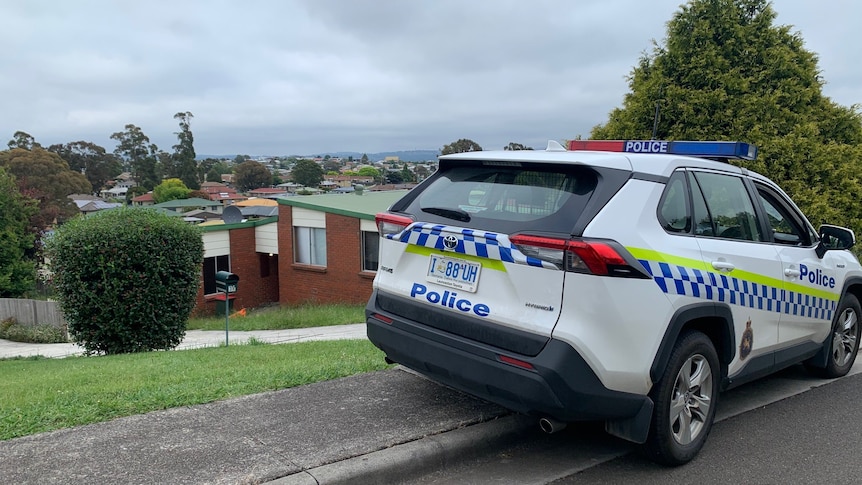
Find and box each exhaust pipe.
[539,417,567,434]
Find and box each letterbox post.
[214,271,239,346]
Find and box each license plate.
[427,255,481,293]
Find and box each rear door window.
[403,164,598,234]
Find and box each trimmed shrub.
[46,208,203,355]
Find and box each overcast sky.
[2,0,859,157]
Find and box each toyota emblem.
[443,235,458,250]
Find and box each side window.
[756,185,811,246]
[658,171,690,233]
[691,172,763,242]
[361,230,379,272]
[294,226,327,266]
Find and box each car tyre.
[643,330,720,466]
[808,294,861,378]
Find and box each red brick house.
[192,190,406,315]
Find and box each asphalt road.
[557,371,862,484]
[400,364,862,485]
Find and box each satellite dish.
[222,205,243,224]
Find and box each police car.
[365,140,862,465]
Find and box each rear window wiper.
[421,206,471,222]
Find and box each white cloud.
[1,0,859,155]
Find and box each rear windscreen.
[400,163,597,234]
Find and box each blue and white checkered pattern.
[390,222,557,269]
[638,259,835,321]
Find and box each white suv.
[365,140,862,465]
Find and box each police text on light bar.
[566,140,757,160]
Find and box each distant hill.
[303,150,440,162]
[198,149,440,162]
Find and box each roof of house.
[276,190,409,220]
[153,197,222,209]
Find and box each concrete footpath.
[0,325,527,484]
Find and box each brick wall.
[193,225,280,316]
[278,206,375,306]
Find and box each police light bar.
[566,140,757,160]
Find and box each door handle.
[784,268,801,278]
[711,261,735,272]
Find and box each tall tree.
[7,131,41,150]
[47,141,122,193]
[0,148,91,231]
[234,160,273,192]
[441,139,482,155]
[590,0,862,236]
[504,142,533,150]
[110,124,160,190]
[0,166,38,297]
[172,111,199,190]
[290,159,324,188]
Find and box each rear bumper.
[366,290,650,423]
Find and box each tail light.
[510,235,649,278]
[376,213,414,236]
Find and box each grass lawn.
[0,339,390,440]
[186,303,366,331]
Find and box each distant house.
[69,194,123,214]
[248,187,287,198]
[100,186,128,200]
[153,197,224,214]
[201,181,248,206]
[131,192,155,207]
[326,175,374,188]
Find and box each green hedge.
[46,208,203,355]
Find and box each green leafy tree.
[291,159,325,188]
[198,158,228,183]
[504,142,533,150]
[156,149,175,181]
[357,166,380,178]
[47,141,122,193]
[206,168,222,183]
[0,167,38,297]
[173,111,199,190]
[234,160,273,192]
[323,158,341,173]
[0,148,92,231]
[153,178,191,203]
[385,170,404,184]
[590,0,862,236]
[441,138,482,155]
[46,208,203,355]
[400,166,415,183]
[111,124,160,190]
[7,131,41,150]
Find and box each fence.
[0,298,67,330]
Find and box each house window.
[362,231,379,272]
[203,255,230,295]
[295,226,327,266]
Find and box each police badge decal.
[740,318,754,360]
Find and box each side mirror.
[816,224,856,258]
